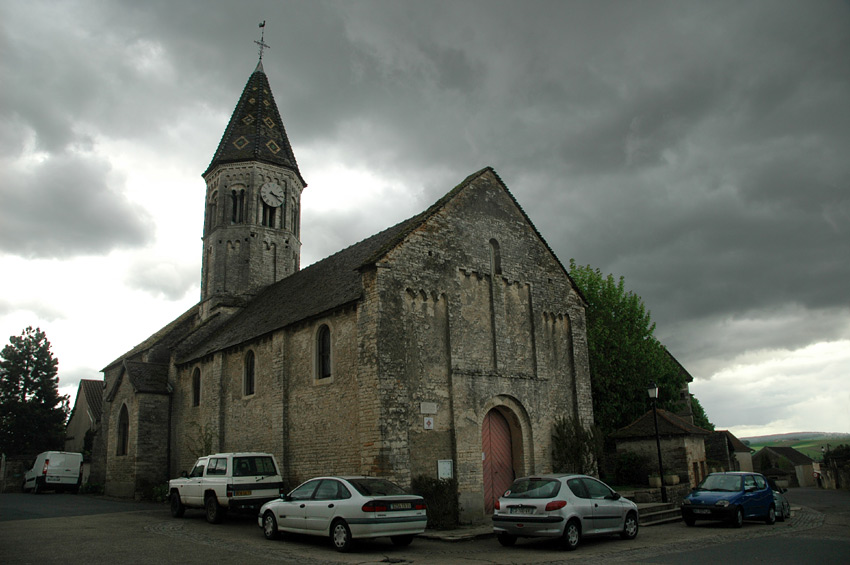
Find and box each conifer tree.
[0,327,69,455]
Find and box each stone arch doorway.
[482,408,515,514]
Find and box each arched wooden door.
[482,409,514,514]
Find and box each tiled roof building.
[95,57,594,523]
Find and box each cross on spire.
[255,20,270,61]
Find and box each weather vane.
[255,20,269,61]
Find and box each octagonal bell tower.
[199,60,306,320]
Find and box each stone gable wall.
[372,171,593,522]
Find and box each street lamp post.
[648,381,668,503]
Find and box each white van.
[23,451,84,493]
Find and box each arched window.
[489,238,502,275]
[117,405,129,456]
[231,189,245,224]
[291,199,300,237]
[192,368,201,407]
[261,202,276,227]
[207,191,218,232]
[244,350,255,395]
[317,325,331,380]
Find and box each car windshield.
[697,474,742,492]
[232,456,277,477]
[347,478,408,496]
[504,478,561,499]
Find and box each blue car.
[681,472,776,528]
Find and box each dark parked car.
[681,471,775,527]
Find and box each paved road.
[1,488,848,564]
[638,488,850,564]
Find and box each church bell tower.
[199,59,306,320]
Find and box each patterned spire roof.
[204,61,305,185]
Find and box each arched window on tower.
[192,368,201,407]
[207,191,218,232]
[292,200,300,238]
[117,404,129,456]
[244,350,255,396]
[317,325,331,380]
[231,189,245,224]
[261,202,276,227]
[489,238,502,275]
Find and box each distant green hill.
[741,432,850,461]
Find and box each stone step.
[638,503,681,526]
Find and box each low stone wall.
[622,483,691,505]
[0,455,33,493]
[820,467,849,490]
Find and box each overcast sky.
[1,0,848,438]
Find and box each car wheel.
[391,535,414,546]
[765,504,776,525]
[562,519,580,551]
[205,494,224,524]
[170,491,185,518]
[683,516,696,527]
[263,511,279,540]
[330,519,353,552]
[497,533,517,547]
[620,511,639,540]
[731,507,744,528]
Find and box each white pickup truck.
[168,452,284,523]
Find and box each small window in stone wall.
[117,404,129,456]
[244,350,255,395]
[317,324,331,380]
[489,238,502,275]
[192,368,201,407]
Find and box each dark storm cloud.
[2,0,847,383]
[0,153,154,258]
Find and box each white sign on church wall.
[420,402,438,414]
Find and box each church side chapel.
[94,48,594,523]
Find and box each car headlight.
[682,499,691,505]
[715,500,730,507]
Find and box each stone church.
[94,59,594,522]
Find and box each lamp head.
[648,381,659,400]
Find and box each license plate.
[509,506,534,515]
[233,490,252,496]
[46,476,60,482]
[392,502,411,510]
[694,509,710,514]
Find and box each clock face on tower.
[260,182,285,207]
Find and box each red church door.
[482,409,514,514]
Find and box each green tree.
[0,327,69,455]
[552,416,602,475]
[569,260,688,436]
[691,396,714,431]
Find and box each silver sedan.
[493,473,639,550]
[258,476,427,552]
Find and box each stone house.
[64,379,103,454]
[753,446,816,487]
[64,379,104,485]
[94,59,594,522]
[704,430,753,472]
[610,408,711,488]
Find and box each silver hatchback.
[492,474,639,550]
